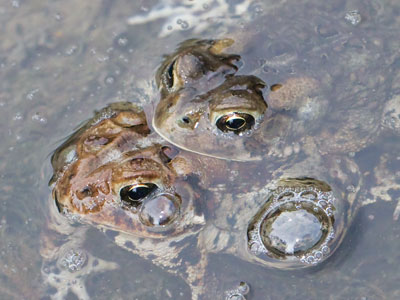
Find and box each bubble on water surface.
[31,112,48,124]
[345,10,362,26]
[60,249,87,272]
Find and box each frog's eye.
[216,112,255,134]
[165,60,176,89]
[139,193,181,228]
[120,183,158,207]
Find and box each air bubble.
[54,13,62,21]
[117,37,128,47]
[180,20,189,29]
[345,10,362,26]
[227,294,245,300]
[249,242,263,255]
[13,112,23,121]
[306,255,315,264]
[314,251,323,259]
[60,249,87,272]
[65,45,78,56]
[321,245,330,254]
[26,88,39,100]
[31,112,48,124]
[105,76,115,85]
[237,282,250,295]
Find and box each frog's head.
[51,103,205,240]
[247,177,347,269]
[153,75,267,161]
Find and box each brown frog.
[153,38,330,162]
[153,29,394,161]
[41,102,227,300]
[199,147,362,275]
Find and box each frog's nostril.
[160,146,179,163]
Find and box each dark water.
[0,0,399,299]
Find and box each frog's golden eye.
[120,183,158,207]
[165,60,176,89]
[216,112,255,134]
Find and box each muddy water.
[0,0,399,299]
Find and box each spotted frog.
[41,102,228,299]
[152,38,332,161]
[153,29,394,161]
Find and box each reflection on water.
[0,0,400,299]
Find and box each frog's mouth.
[247,178,341,268]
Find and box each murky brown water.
[1,0,400,299]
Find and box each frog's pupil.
[128,185,152,201]
[226,116,246,130]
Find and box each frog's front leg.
[40,210,118,299]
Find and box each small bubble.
[13,112,23,121]
[321,245,330,254]
[306,255,315,264]
[203,3,209,9]
[65,45,78,56]
[167,25,173,31]
[118,37,128,47]
[249,242,263,255]
[105,76,115,85]
[345,10,362,26]
[54,13,62,21]
[368,214,375,221]
[177,19,182,25]
[314,251,323,259]
[348,151,355,157]
[237,282,250,295]
[346,185,355,193]
[60,249,87,272]
[227,294,245,300]
[180,20,189,29]
[26,88,39,100]
[31,112,48,124]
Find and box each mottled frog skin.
[153,39,330,161]
[42,31,400,299]
[153,30,395,162]
[41,102,227,300]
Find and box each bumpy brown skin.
[153,38,269,162]
[44,102,227,300]
[153,38,333,162]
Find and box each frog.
[153,38,331,162]
[151,5,395,161]
[199,147,362,274]
[41,102,229,300]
